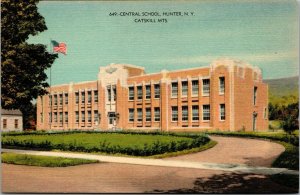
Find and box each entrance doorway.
[108,112,116,129]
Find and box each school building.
[36,58,269,132]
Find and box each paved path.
[168,135,286,167]
[2,148,297,175]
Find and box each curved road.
[2,135,291,193]
[167,135,285,167]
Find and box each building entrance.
[108,112,116,129]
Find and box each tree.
[1,0,58,128]
[281,102,299,136]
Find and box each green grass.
[2,131,211,156]
[1,153,98,167]
[205,131,299,170]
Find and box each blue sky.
[29,0,299,85]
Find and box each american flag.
[51,40,67,55]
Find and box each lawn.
[2,131,211,156]
[1,152,98,167]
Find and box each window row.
[128,107,160,122]
[49,110,99,123]
[50,90,99,106]
[2,119,19,129]
[128,84,160,100]
[75,90,99,104]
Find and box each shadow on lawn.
[148,172,298,193]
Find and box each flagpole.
[49,39,52,130]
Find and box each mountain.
[264,76,299,98]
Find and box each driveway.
[167,135,285,167]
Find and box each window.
[107,86,111,101]
[192,80,199,96]
[137,108,143,122]
[41,113,43,123]
[94,110,99,123]
[75,92,79,104]
[128,87,134,100]
[49,113,52,123]
[181,81,188,97]
[171,82,178,97]
[254,86,257,105]
[145,85,151,99]
[14,119,18,129]
[112,86,117,101]
[75,111,79,123]
[88,111,91,122]
[154,107,160,121]
[202,79,210,95]
[172,106,178,121]
[3,119,7,129]
[49,95,52,106]
[219,77,225,94]
[203,105,210,120]
[154,84,160,98]
[81,111,85,122]
[264,107,267,119]
[192,105,199,121]
[94,91,98,103]
[59,112,63,123]
[88,91,92,103]
[54,112,57,122]
[137,86,143,100]
[182,106,188,121]
[65,93,68,104]
[54,95,57,105]
[220,104,225,120]
[128,108,134,122]
[81,92,85,103]
[145,108,151,121]
[59,94,63,105]
[65,112,68,123]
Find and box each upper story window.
[54,95,57,105]
[202,79,210,96]
[137,86,143,100]
[171,82,178,97]
[181,81,188,97]
[88,91,92,103]
[145,85,151,99]
[107,86,111,101]
[65,94,68,104]
[192,80,199,96]
[219,77,225,94]
[128,87,134,100]
[75,92,79,104]
[49,95,52,106]
[154,107,160,121]
[220,104,225,120]
[145,108,151,121]
[203,105,210,121]
[154,84,160,98]
[171,106,178,121]
[112,86,117,101]
[59,94,63,105]
[128,108,134,122]
[81,92,85,103]
[94,90,98,103]
[182,106,188,121]
[192,105,199,121]
[137,108,143,122]
[254,86,257,105]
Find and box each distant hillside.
[264,76,298,106]
[264,76,299,97]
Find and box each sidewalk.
[2,148,298,175]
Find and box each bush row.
[2,136,210,156]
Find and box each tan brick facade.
[37,59,269,132]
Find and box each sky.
[28,0,299,85]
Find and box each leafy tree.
[1,0,58,128]
[281,102,299,136]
